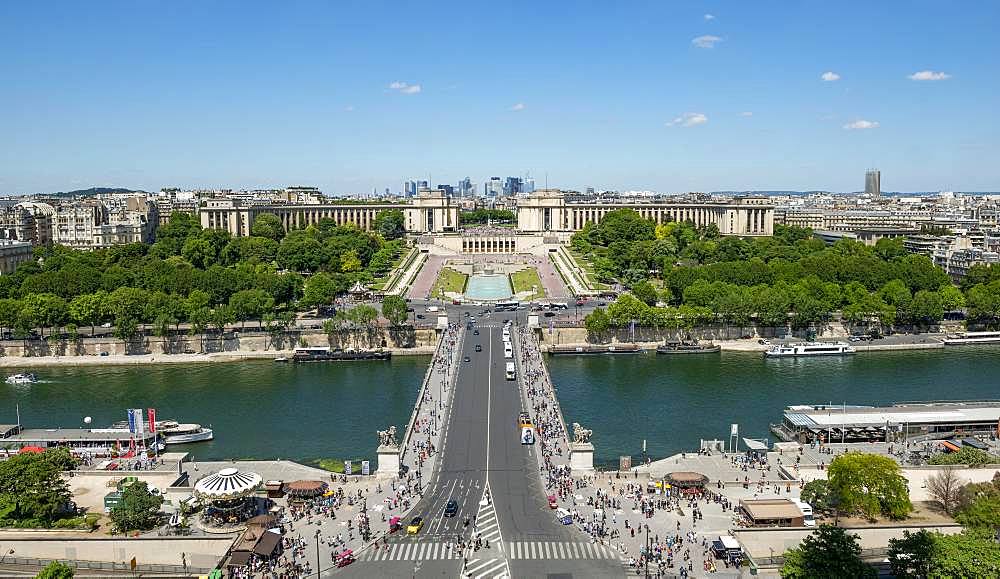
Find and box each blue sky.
[2,1,998,194]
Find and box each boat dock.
[0,424,158,455]
[771,400,1000,443]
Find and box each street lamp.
[314,529,321,577]
[644,523,650,579]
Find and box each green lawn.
[567,248,610,290]
[430,267,468,297]
[510,267,546,300]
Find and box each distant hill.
[50,187,147,197]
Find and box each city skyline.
[2,1,998,194]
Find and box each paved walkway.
[187,328,464,577]
[407,255,445,299]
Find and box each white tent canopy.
[194,467,262,500]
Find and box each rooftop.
[784,401,1000,428]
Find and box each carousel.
[194,467,264,530]
[664,471,710,495]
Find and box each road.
[336,315,625,578]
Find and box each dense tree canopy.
[373,209,406,240]
[576,213,969,330]
[0,212,405,336]
[828,452,912,520]
[0,449,74,526]
[780,525,876,579]
[109,480,163,533]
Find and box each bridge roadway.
[335,317,625,578]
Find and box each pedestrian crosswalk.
[474,484,502,547]
[358,540,620,563]
[463,557,508,578]
[506,540,621,560]
[359,541,463,561]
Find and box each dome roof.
[194,467,262,500]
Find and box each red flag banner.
[148,409,156,433]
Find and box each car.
[543,311,556,317]
[416,314,425,319]
[101,322,112,328]
[473,329,479,335]
[464,312,470,317]
[475,345,482,352]
[464,356,470,362]
[444,500,458,518]
[597,301,607,307]
[406,307,414,312]
[406,516,424,534]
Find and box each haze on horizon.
[1,1,997,195]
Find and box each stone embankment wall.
[0,327,439,358]
[538,321,957,347]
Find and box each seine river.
[0,357,427,466]
[550,347,1000,467]
[2,347,999,469]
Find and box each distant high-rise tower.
[865,169,881,197]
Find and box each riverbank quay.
[0,325,439,367]
[538,331,948,354]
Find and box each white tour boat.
[158,421,214,444]
[5,373,38,385]
[942,331,1000,345]
[764,342,856,358]
[110,419,214,444]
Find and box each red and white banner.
[148,408,157,432]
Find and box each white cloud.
[704,13,715,20]
[691,35,722,49]
[344,105,355,112]
[821,71,840,82]
[510,102,526,112]
[908,70,951,81]
[740,111,753,117]
[388,81,422,94]
[667,112,708,127]
[843,119,879,130]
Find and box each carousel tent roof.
[285,480,328,497]
[664,471,709,487]
[349,281,368,294]
[194,467,262,500]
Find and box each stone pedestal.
[376,445,401,478]
[569,442,594,473]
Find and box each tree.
[0,450,73,525]
[228,289,274,329]
[348,304,379,326]
[887,529,936,579]
[909,290,944,325]
[381,295,408,326]
[584,307,611,335]
[109,480,163,533]
[277,234,327,272]
[302,273,339,308]
[373,209,406,240]
[35,561,74,579]
[181,236,216,269]
[926,467,964,515]
[827,452,912,520]
[250,213,286,241]
[930,530,1000,577]
[800,479,836,513]
[68,292,107,334]
[780,525,875,579]
[631,281,658,306]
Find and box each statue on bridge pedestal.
[377,425,398,448]
[572,422,592,444]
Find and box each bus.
[505,362,516,380]
[496,301,519,312]
[551,302,569,310]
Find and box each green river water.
[2,347,998,468]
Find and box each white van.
[504,345,513,359]
[795,500,816,527]
[505,362,516,380]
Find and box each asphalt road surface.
[335,315,625,578]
